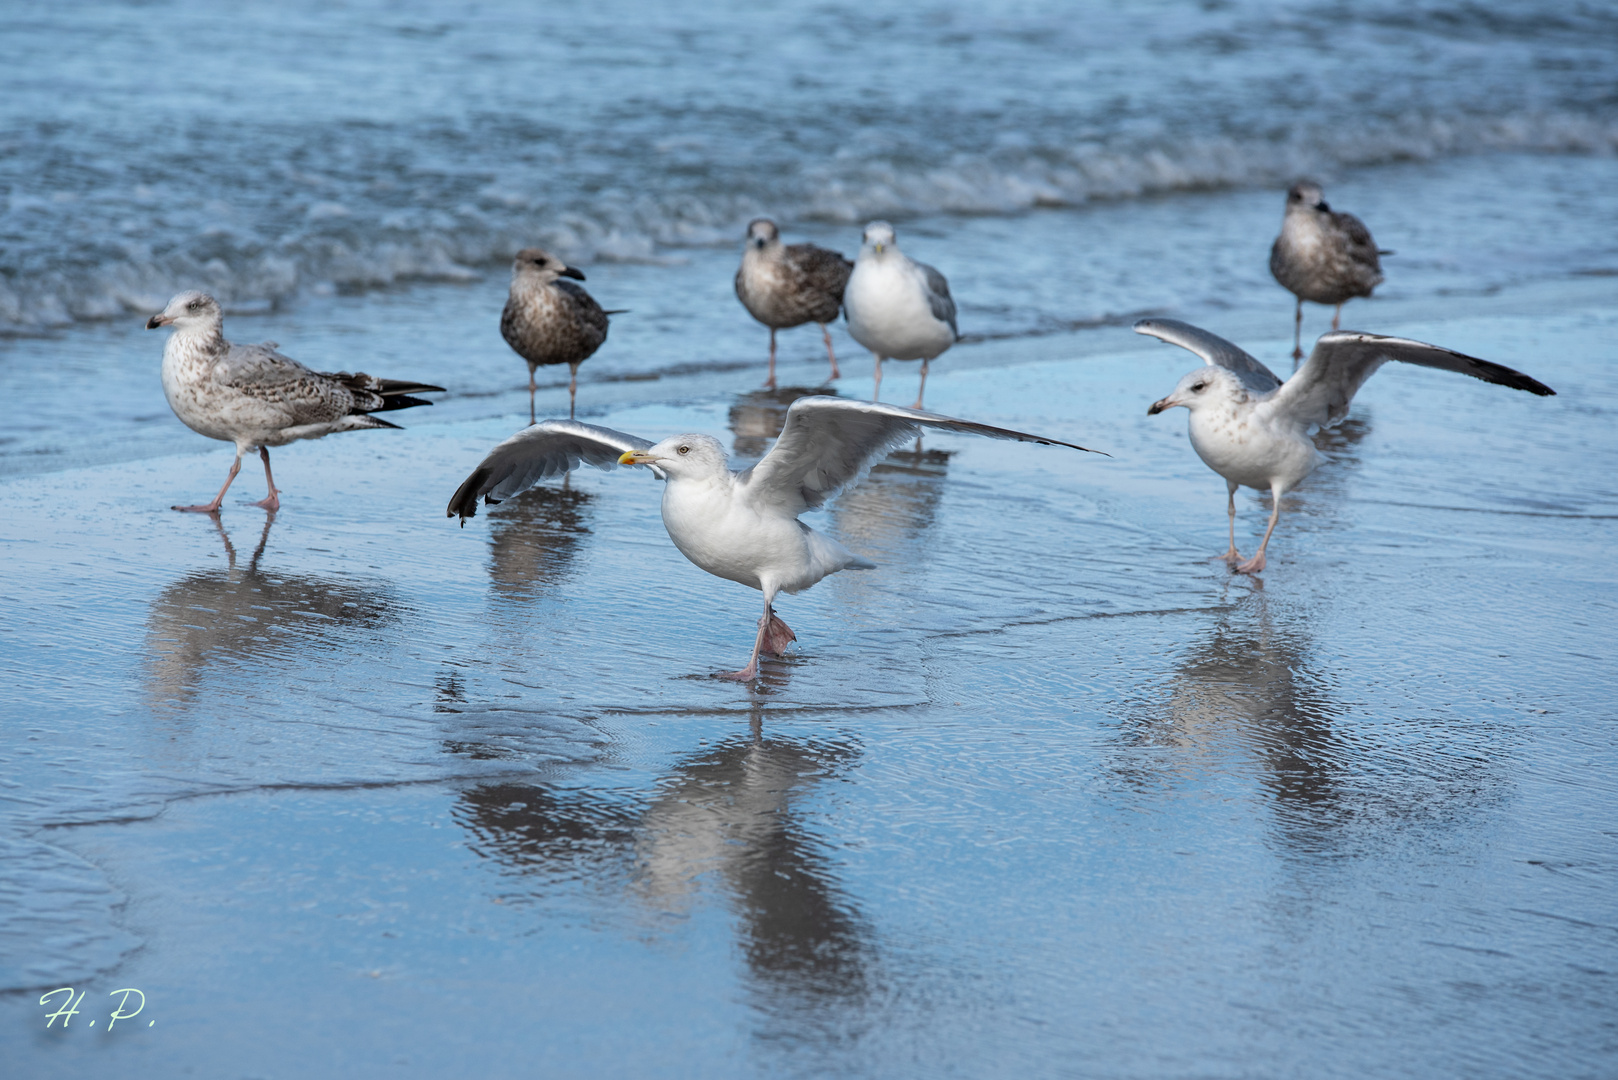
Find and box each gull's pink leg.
[820,323,840,380]
[911,359,930,410]
[249,446,280,512]
[528,363,538,426]
[1332,303,1343,331]
[568,361,580,420]
[763,612,796,656]
[174,451,243,513]
[872,355,884,402]
[764,328,777,390]
[1219,479,1242,563]
[1235,488,1282,575]
[1292,297,1304,362]
[720,596,778,682]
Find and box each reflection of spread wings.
[1274,331,1556,430]
[1133,318,1283,395]
[740,395,1099,516]
[448,420,653,522]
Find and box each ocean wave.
[2,110,1614,332]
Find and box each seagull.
[501,247,619,423]
[734,218,853,389]
[1139,317,1554,575]
[147,290,443,514]
[1270,181,1389,361]
[843,221,958,409]
[448,396,1099,680]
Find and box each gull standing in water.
[843,222,958,408]
[1140,317,1554,574]
[147,291,443,514]
[501,247,618,423]
[448,396,1098,681]
[734,218,852,389]
[1270,181,1389,360]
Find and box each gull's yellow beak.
[619,450,656,466]
[874,243,884,254]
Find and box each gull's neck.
[164,318,226,369]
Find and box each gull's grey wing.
[216,341,320,388]
[448,420,653,523]
[740,395,1100,515]
[1272,331,1556,430]
[1133,318,1283,394]
[917,261,959,338]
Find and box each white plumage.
[449,396,1097,680]
[843,221,959,409]
[1139,318,1555,574]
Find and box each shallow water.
[4,1,1618,1077]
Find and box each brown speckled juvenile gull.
[1270,181,1389,360]
[734,219,853,389]
[146,290,442,514]
[501,247,615,422]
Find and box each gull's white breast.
[1188,402,1321,493]
[660,478,864,595]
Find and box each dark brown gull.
[1140,318,1554,575]
[734,218,853,389]
[1269,181,1389,360]
[146,290,442,514]
[448,396,1100,682]
[501,247,616,423]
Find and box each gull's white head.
[745,218,780,251]
[1148,366,1247,417]
[618,434,729,480]
[146,290,222,331]
[512,246,586,285]
[1284,180,1329,215]
[860,221,897,257]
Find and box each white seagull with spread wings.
[1140,318,1555,575]
[449,395,1099,681]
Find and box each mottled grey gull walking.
[1270,182,1389,360]
[1140,317,1554,574]
[734,218,852,389]
[147,290,443,514]
[501,247,617,423]
[448,396,1099,681]
[843,221,958,409]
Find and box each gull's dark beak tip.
[145,315,164,330]
[562,266,587,281]
[1147,400,1165,416]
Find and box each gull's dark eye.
[188,300,200,311]
[1192,382,1207,392]
[677,445,690,455]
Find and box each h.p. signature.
[39,987,153,1030]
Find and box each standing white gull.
[1270,181,1389,361]
[734,218,852,389]
[843,222,958,408]
[448,396,1099,681]
[147,290,444,514]
[1139,317,1554,574]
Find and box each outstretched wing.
[448,420,653,523]
[917,261,959,338]
[1271,331,1556,430]
[740,395,1100,515]
[1133,318,1283,395]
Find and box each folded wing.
[448,420,653,523]
[1133,318,1283,395]
[1273,331,1555,430]
[740,395,1098,515]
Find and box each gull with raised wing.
[448,396,1099,681]
[147,291,443,514]
[843,222,958,408]
[1270,181,1389,360]
[734,218,853,389]
[1140,318,1554,575]
[501,247,618,423]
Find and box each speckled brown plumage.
[1270,181,1387,359]
[501,247,611,421]
[734,219,852,387]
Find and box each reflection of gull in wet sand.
[146,291,443,513]
[735,219,852,389]
[485,486,593,599]
[449,397,1099,680]
[1141,318,1555,574]
[843,221,958,408]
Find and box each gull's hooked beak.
[1147,394,1183,416]
[561,266,587,281]
[618,450,658,466]
[146,313,173,329]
